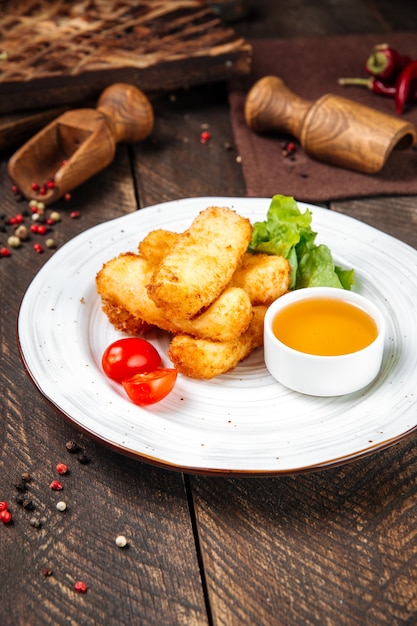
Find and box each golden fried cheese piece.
[140,229,290,306]
[147,206,252,319]
[230,252,290,305]
[167,306,266,379]
[138,229,179,265]
[96,253,253,341]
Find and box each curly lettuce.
[248,195,354,291]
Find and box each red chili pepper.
[395,60,417,114]
[365,43,412,81]
[338,76,397,96]
[338,75,417,111]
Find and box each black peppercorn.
[65,440,80,453]
[14,479,28,492]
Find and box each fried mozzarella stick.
[138,229,179,265]
[168,306,266,379]
[96,253,253,341]
[147,206,252,319]
[140,229,290,306]
[230,252,290,305]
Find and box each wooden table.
[1,2,417,624]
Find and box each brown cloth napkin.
[228,33,417,202]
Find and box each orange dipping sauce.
[272,296,378,356]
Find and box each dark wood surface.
[1,1,417,624]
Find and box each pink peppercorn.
[200,130,211,144]
[0,501,8,511]
[64,193,72,201]
[49,480,63,490]
[70,211,80,219]
[31,182,40,191]
[36,225,48,235]
[46,180,55,189]
[33,243,44,254]
[0,510,12,524]
[74,581,88,593]
[0,247,11,257]
[56,463,69,475]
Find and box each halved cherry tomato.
[102,338,161,383]
[122,368,178,405]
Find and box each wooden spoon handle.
[97,83,154,143]
[244,75,313,138]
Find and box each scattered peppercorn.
[200,130,211,144]
[49,211,61,223]
[66,440,80,453]
[74,581,88,593]
[15,225,29,240]
[56,501,67,512]
[33,243,44,254]
[21,472,31,483]
[49,480,63,491]
[70,211,80,219]
[56,463,69,475]
[14,479,28,492]
[0,501,8,511]
[41,567,53,577]
[115,535,128,548]
[0,247,11,257]
[30,516,42,528]
[77,453,90,465]
[7,235,21,248]
[1,509,12,524]
[45,238,57,249]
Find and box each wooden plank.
[330,196,417,250]
[0,106,70,152]
[190,438,417,625]
[0,0,252,114]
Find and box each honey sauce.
[272,296,378,356]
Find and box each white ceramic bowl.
[264,287,386,396]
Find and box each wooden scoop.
[8,83,154,204]
[245,75,416,174]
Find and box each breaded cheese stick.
[147,206,252,319]
[138,229,179,265]
[140,230,290,306]
[230,252,290,305]
[96,253,253,341]
[168,306,266,379]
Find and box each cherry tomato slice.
[102,338,161,383]
[122,368,178,405]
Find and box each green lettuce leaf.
[248,194,354,290]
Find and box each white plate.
[18,197,417,474]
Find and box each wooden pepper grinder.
[244,75,416,174]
